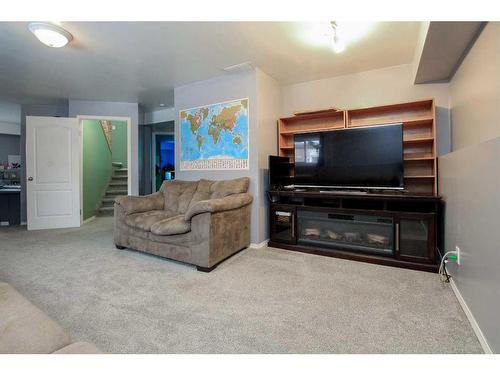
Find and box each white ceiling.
[0,22,421,109]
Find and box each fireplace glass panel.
[297,210,394,255]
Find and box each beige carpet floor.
[0,217,482,353]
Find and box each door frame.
[78,115,132,224]
[151,131,174,193]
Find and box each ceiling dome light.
[297,22,376,52]
[330,22,345,53]
[28,22,73,48]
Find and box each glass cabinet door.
[270,206,296,244]
[397,214,435,262]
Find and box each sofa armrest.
[184,193,253,221]
[115,191,164,215]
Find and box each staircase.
[97,162,128,217]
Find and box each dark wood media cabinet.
[268,190,443,272]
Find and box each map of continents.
[180,98,249,170]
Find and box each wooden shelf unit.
[278,110,345,162]
[278,99,438,196]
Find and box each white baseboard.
[82,216,96,225]
[250,239,269,249]
[450,278,493,354]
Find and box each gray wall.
[20,101,69,223]
[68,100,140,196]
[448,22,500,151]
[174,70,262,243]
[0,102,21,135]
[255,68,281,241]
[439,137,500,352]
[0,134,20,165]
[440,22,500,353]
[281,63,452,156]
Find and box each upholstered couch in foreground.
[0,282,100,354]
[114,178,252,272]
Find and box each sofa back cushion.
[160,180,199,214]
[209,177,250,199]
[186,179,214,211]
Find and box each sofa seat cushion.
[150,215,191,236]
[0,282,71,354]
[125,210,176,232]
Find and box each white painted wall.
[449,22,500,151]
[68,100,140,196]
[0,102,21,135]
[143,107,176,124]
[281,64,451,156]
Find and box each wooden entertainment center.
[270,99,442,272]
[278,98,437,195]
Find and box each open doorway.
[79,116,131,223]
[152,132,175,192]
[139,120,174,195]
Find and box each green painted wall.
[83,120,112,220]
[112,120,127,167]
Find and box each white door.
[26,116,81,230]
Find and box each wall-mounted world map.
[180,98,249,170]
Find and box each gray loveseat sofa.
[114,177,252,271]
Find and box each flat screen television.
[294,123,404,190]
[269,155,293,189]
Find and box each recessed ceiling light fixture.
[28,22,73,48]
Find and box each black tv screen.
[294,123,404,189]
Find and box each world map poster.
[180,98,249,170]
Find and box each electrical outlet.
[455,246,461,265]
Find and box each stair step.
[102,200,115,207]
[105,192,127,196]
[112,162,123,167]
[112,175,128,180]
[97,206,114,217]
[102,197,117,203]
[109,181,128,187]
[106,189,128,195]
[105,196,126,202]
[98,206,114,211]
[115,168,128,173]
